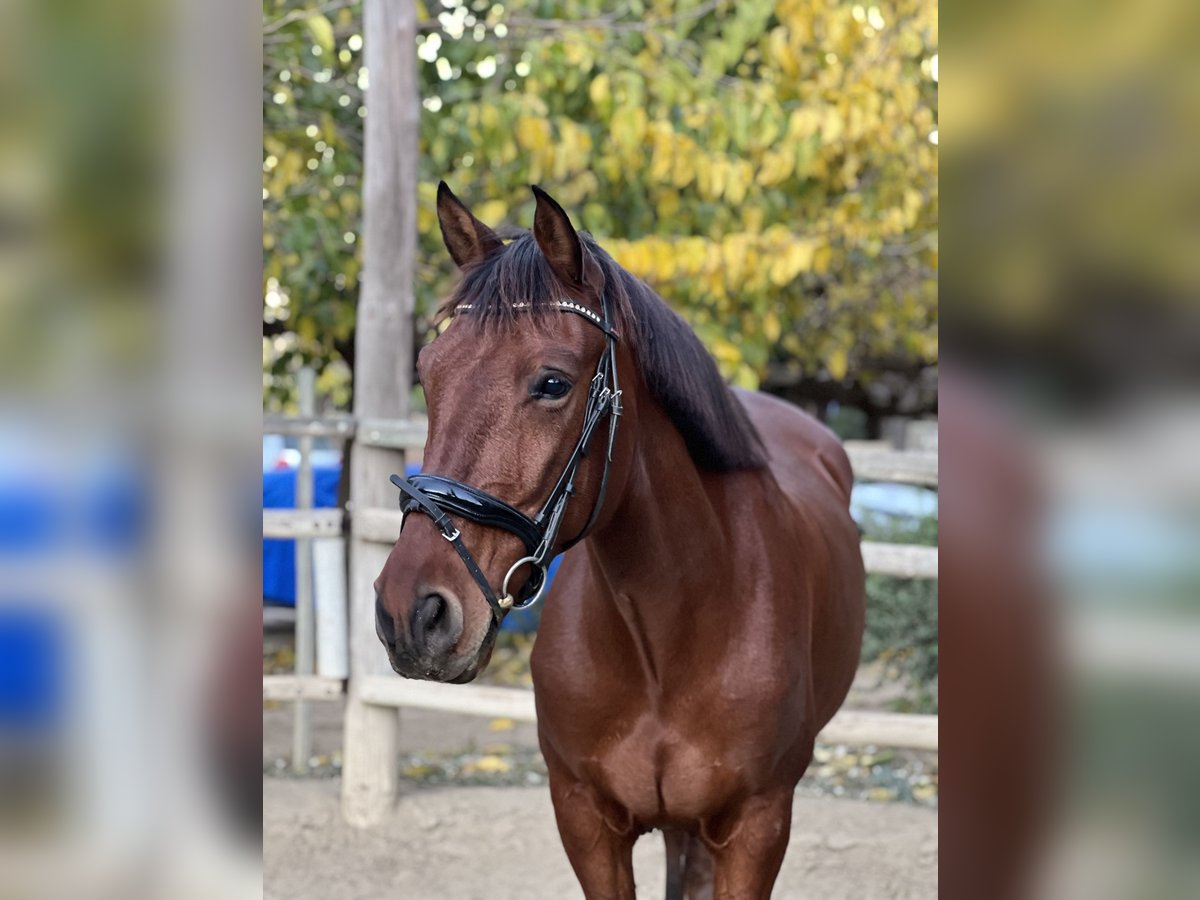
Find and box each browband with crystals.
[454,299,616,338]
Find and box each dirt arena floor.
[264,777,937,899]
[263,703,936,899]
[264,615,937,899]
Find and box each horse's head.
[374,183,629,682]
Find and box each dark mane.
[440,231,767,471]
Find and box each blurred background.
[0,0,261,897]
[941,1,1200,897]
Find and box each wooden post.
[292,367,316,773]
[341,0,418,827]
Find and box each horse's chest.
[534,591,803,826]
[621,738,741,826]
[548,701,755,827]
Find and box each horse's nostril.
[375,595,396,647]
[411,591,458,656]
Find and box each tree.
[263,0,938,410]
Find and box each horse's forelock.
[439,230,767,472]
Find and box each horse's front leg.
[545,760,636,900]
[705,789,794,900]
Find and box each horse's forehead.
[426,310,591,373]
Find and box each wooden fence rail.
[267,417,940,488]
[844,441,938,487]
[263,508,345,539]
[264,507,939,579]
[356,677,939,752]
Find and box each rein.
[390,295,622,624]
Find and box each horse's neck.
[582,401,732,685]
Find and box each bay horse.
[375,183,865,898]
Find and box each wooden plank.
[263,415,357,440]
[352,506,405,545]
[264,421,938,488]
[263,508,344,538]
[358,677,938,750]
[263,414,427,447]
[845,442,939,487]
[263,675,344,701]
[818,710,939,752]
[861,541,938,579]
[314,538,350,678]
[292,368,317,773]
[341,0,418,830]
[360,677,538,721]
[354,514,938,580]
[357,417,428,450]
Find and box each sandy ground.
[264,620,936,898]
[264,778,936,900]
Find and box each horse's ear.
[531,185,587,286]
[437,181,503,269]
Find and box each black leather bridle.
[390,295,622,624]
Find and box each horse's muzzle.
[375,587,498,683]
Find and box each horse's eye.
[531,372,572,400]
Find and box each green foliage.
[264,0,938,404]
[859,511,938,709]
[263,0,366,408]
[863,574,937,706]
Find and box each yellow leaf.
[768,27,798,78]
[589,73,610,109]
[821,106,844,145]
[515,115,550,152]
[787,240,817,275]
[787,108,821,141]
[488,717,515,732]
[756,150,794,187]
[724,160,753,204]
[672,147,696,188]
[827,348,848,380]
[732,365,760,390]
[708,157,729,199]
[763,312,781,343]
[813,243,833,275]
[651,243,675,281]
[563,42,593,68]
[711,337,741,366]
[475,199,507,224]
[610,106,647,157]
[306,14,334,54]
[648,122,674,182]
[464,755,511,774]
